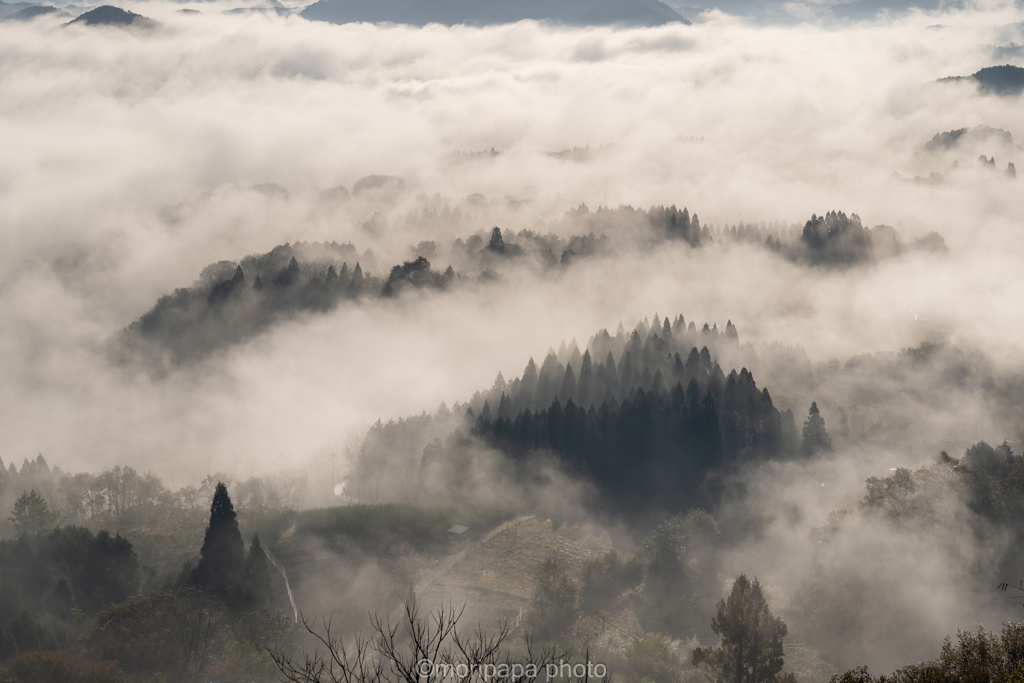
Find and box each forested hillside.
[347,315,841,519]
[112,203,942,371]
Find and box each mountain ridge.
[301,0,690,27]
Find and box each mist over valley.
[1,2,1024,682]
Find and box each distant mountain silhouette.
[302,0,689,26]
[0,0,36,18]
[66,5,157,27]
[4,3,67,19]
[971,65,1024,95]
[939,65,1024,96]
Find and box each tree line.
[111,201,718,368]
[353,315,831,516]
[0,479,288,682]
[112,201,946,370]
[0,457,304,536]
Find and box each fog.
[2,4,1024,676]
[1,6,1022,475]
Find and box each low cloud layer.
[1,5,1023,482]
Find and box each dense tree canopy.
[0,525,140,654]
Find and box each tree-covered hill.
[111,203,942,370]
[347,315,831,518]
[108,205,701,368]
[939,64,1024,96]
[65,4,157,28]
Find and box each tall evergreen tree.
[487,227,506,253]
[692,574,794,683]
[244,533,273,608]
[560,365,578,403]
[801,401,833,457]
[578,350,594,407]
[519,358,539,406]
[191,482,245,597]
[780,409,800,457]
[351,263,364,293]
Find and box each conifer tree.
[244,533,273,608]
[487,227,506,253]
[192,482,245,597]
[780,409,800,456]
[351,263,364,293]
[692,574,794,683]
[801,402,833,457]
[520,358,539,406]
[578,350,594,407]
[560,365,577,402]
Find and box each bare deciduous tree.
[272,596,586,683]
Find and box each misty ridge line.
[9,1,1024,38]
[111,199,946,371]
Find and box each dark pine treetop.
[801,401,833,457]
[192,482,245,597]
[243,533,273,608]
[692,574,794,683]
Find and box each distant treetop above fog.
[923,125,1015,153]
[107,203,704,370]
[111,196,943,372]
[300,0,690,27]
[905,124,1019,184]
[723,210,946,266]
[939,64,1024,97]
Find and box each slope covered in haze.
[939,64,1024,96]
[0,0,33,18]
[113,202,943,370]
[3,4,66,20]
[346,315,803,517]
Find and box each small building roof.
[447,525,469,534]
